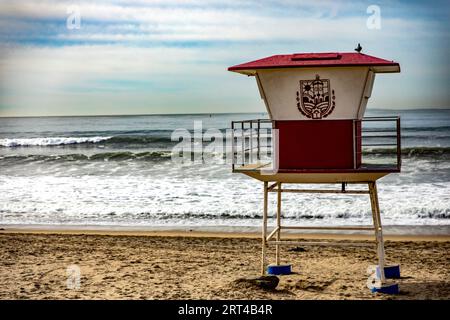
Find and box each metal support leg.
[261,181,268,275]
[369,182,386,283]
[276,182,282,265]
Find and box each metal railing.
[231,119,273,171]
[231,117,401,172]
[356,116,401,171]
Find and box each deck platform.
[234,163,398,183]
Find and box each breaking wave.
[0,151,174,162]
[0,135,208,147]
[365,147,450,156]
[0,136,112,147]
[0,148,450,166]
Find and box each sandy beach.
[0,229,449,300]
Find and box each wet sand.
[0,230,449,300]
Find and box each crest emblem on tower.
[296,74,336,119]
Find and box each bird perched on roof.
[355,43,362,53]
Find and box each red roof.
[228,52,400,73]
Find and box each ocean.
[0,109,449,234]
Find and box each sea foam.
[0,136,112,147]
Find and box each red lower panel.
[274,120,361,169]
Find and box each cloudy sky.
[0,0,449,116]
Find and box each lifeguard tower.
[228,50,402,294]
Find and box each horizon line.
[0,107,449,119]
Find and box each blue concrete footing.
[371,282,399,295]
[369,264,401,279]
[267,264,292,275]
[384,265,401,279]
